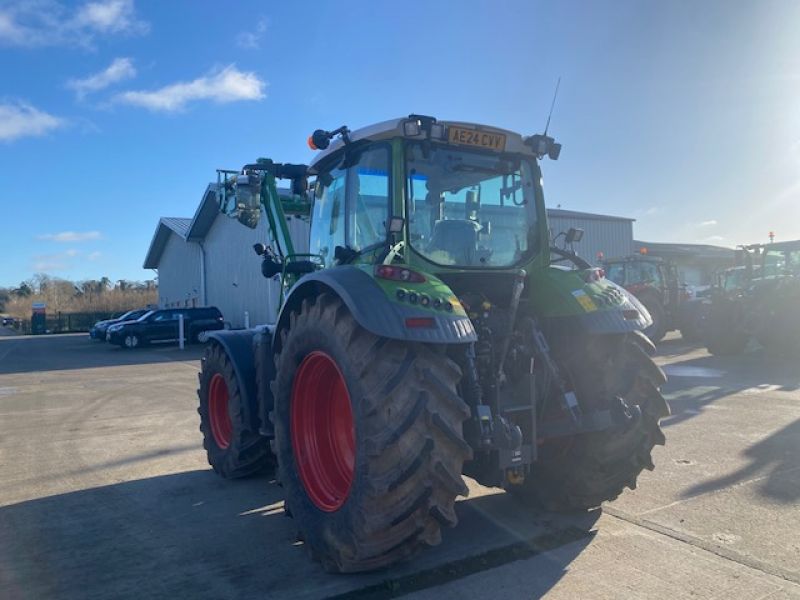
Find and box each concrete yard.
[1,332,799,599]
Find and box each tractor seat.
[427,219,481,265]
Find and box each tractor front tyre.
[197,344,272,478]
[272,294,471,573]
[510,333,668,511]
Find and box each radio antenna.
[543,77,561,136]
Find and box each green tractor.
[705,240,800,355]
[196,115,669,572]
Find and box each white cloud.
[699,220,718,227]
[704,235,725,243]
[74,0,145,33]
[0,102,64,142]
[37,231,102,242]
[87,251,102,261]
[116,65,266,112]
[236,17,268,49]
[67,57,136,98]
[0,0,148,48]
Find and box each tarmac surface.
[1,331,799,599]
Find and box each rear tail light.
[375,264,427,283]
[404,317,436,329]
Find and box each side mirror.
[388,216,404,233]
[565,227,584,244]
[221,173,262,229]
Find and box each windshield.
[405,143,537,268]
[762,248,800,277]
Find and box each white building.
[143,185,308,328]
[547,208,634,264]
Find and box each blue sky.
[1,0,799,287]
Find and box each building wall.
[203,213,310,328]
[157,231,202,308]
[547,214,634,265]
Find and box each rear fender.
[273,265,477,352]
[206,330,261,432]
[532,266,653,335]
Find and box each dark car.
[89,309,150,340]
[1,316,16,327]
[106,307,224,349]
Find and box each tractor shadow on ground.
[656,347,800,430]
[0,333,206,375]
[679,416,800,505]
[652,343,800,505]
[0,469,598,600]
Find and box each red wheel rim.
[209,373,233,450]
[291,351,355,512]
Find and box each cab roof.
[308,117,535,171]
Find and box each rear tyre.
[509,334,668,511]
[272,294,471,573]
[705,304,748,356]
[197,344,272,478]
[641,297,667,344]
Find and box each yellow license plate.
[448,126,507,151]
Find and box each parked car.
[89,309,150,340]
[2,316,15,327]
[106,307,224,348]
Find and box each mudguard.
[206,329,260,432]
[274,265,477,350]
[532,266,653,335]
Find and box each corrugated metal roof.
[547,208,634,222]
[633,240,735,260]
[161,217,192,238]
[142,217,193,269]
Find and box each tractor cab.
[303,115,553,274]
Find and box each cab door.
[309,161,346,268]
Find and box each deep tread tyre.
[197,344,272,478]
[272,294,471,573]
[510,334,668,511]
[705,304,748,356]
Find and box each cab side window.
[347,146,390,251]
[309,164,346,267]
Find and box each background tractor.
[704,240,800,355]
[195,115,669,572]
[603,253,697,343]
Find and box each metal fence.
[16,311,123,335]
